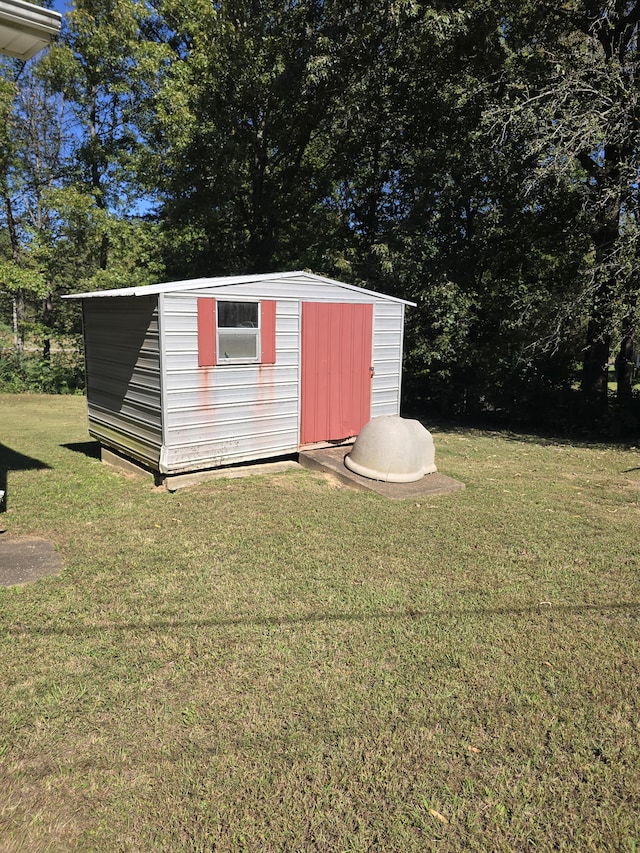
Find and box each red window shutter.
[261,300,276,364]
[197,298,217,367]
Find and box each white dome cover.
[345,416,437,483]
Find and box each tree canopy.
[1,0,639,429]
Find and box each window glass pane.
[218,302,258,328]
[218,331,258,360]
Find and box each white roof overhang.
[62,270,416,306]
[0,0,61,60]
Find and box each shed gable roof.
[62,271,415,306]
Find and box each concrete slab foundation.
[0,538,63,587]
[100,444,301,491]
[164,459,301,491]
[299,445,464,499]
[98,442,463,500]
[101,447,158,482]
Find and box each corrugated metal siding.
[159,293,300,473]
[371,303,405,417]
[182,275,390,304]
[84,296,163,467]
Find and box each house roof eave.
[0,0,61,61]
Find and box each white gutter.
[0,0,61,60]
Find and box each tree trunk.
[615,330,635,407]
[42,291,53,361]
[90,88,109,270]
[3,192,24,352]
[581,165,620,413]
[581,318,610,410]
[12,290,24,352]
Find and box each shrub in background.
[0,349,85,394]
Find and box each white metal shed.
[64,271,414,479]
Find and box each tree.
[152,0,419,276]
[32,0,167,349]
[147,1,595,418]
[40,0,170,245]
[13,0,624,424]
[150,3,482,281]
[0,9,167,374]
[313,3,588,417]
[0,66,62,355]
[486,1,640,412]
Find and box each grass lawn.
[0,394,638,852]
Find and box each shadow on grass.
[0,443,51,515]
[7,600,639,637]
[61,441,101,460]
[406,411,640,452]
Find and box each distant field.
[0,394,638,852]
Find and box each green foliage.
[484,1,640,408]
[39,0,170,213]
[0,259,47,298]
[2,0,640,429]
[0,0,169,363]
[0,350,84,393]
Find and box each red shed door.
[300,302,373,445]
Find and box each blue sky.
[51,0,69,16]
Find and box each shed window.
[218,301,259,361]
[197,298,276,367]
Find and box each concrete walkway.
[298,446,465,499]
[0,538,62,587]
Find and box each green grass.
[0,393,639,852]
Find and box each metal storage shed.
[64,271,414,481]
